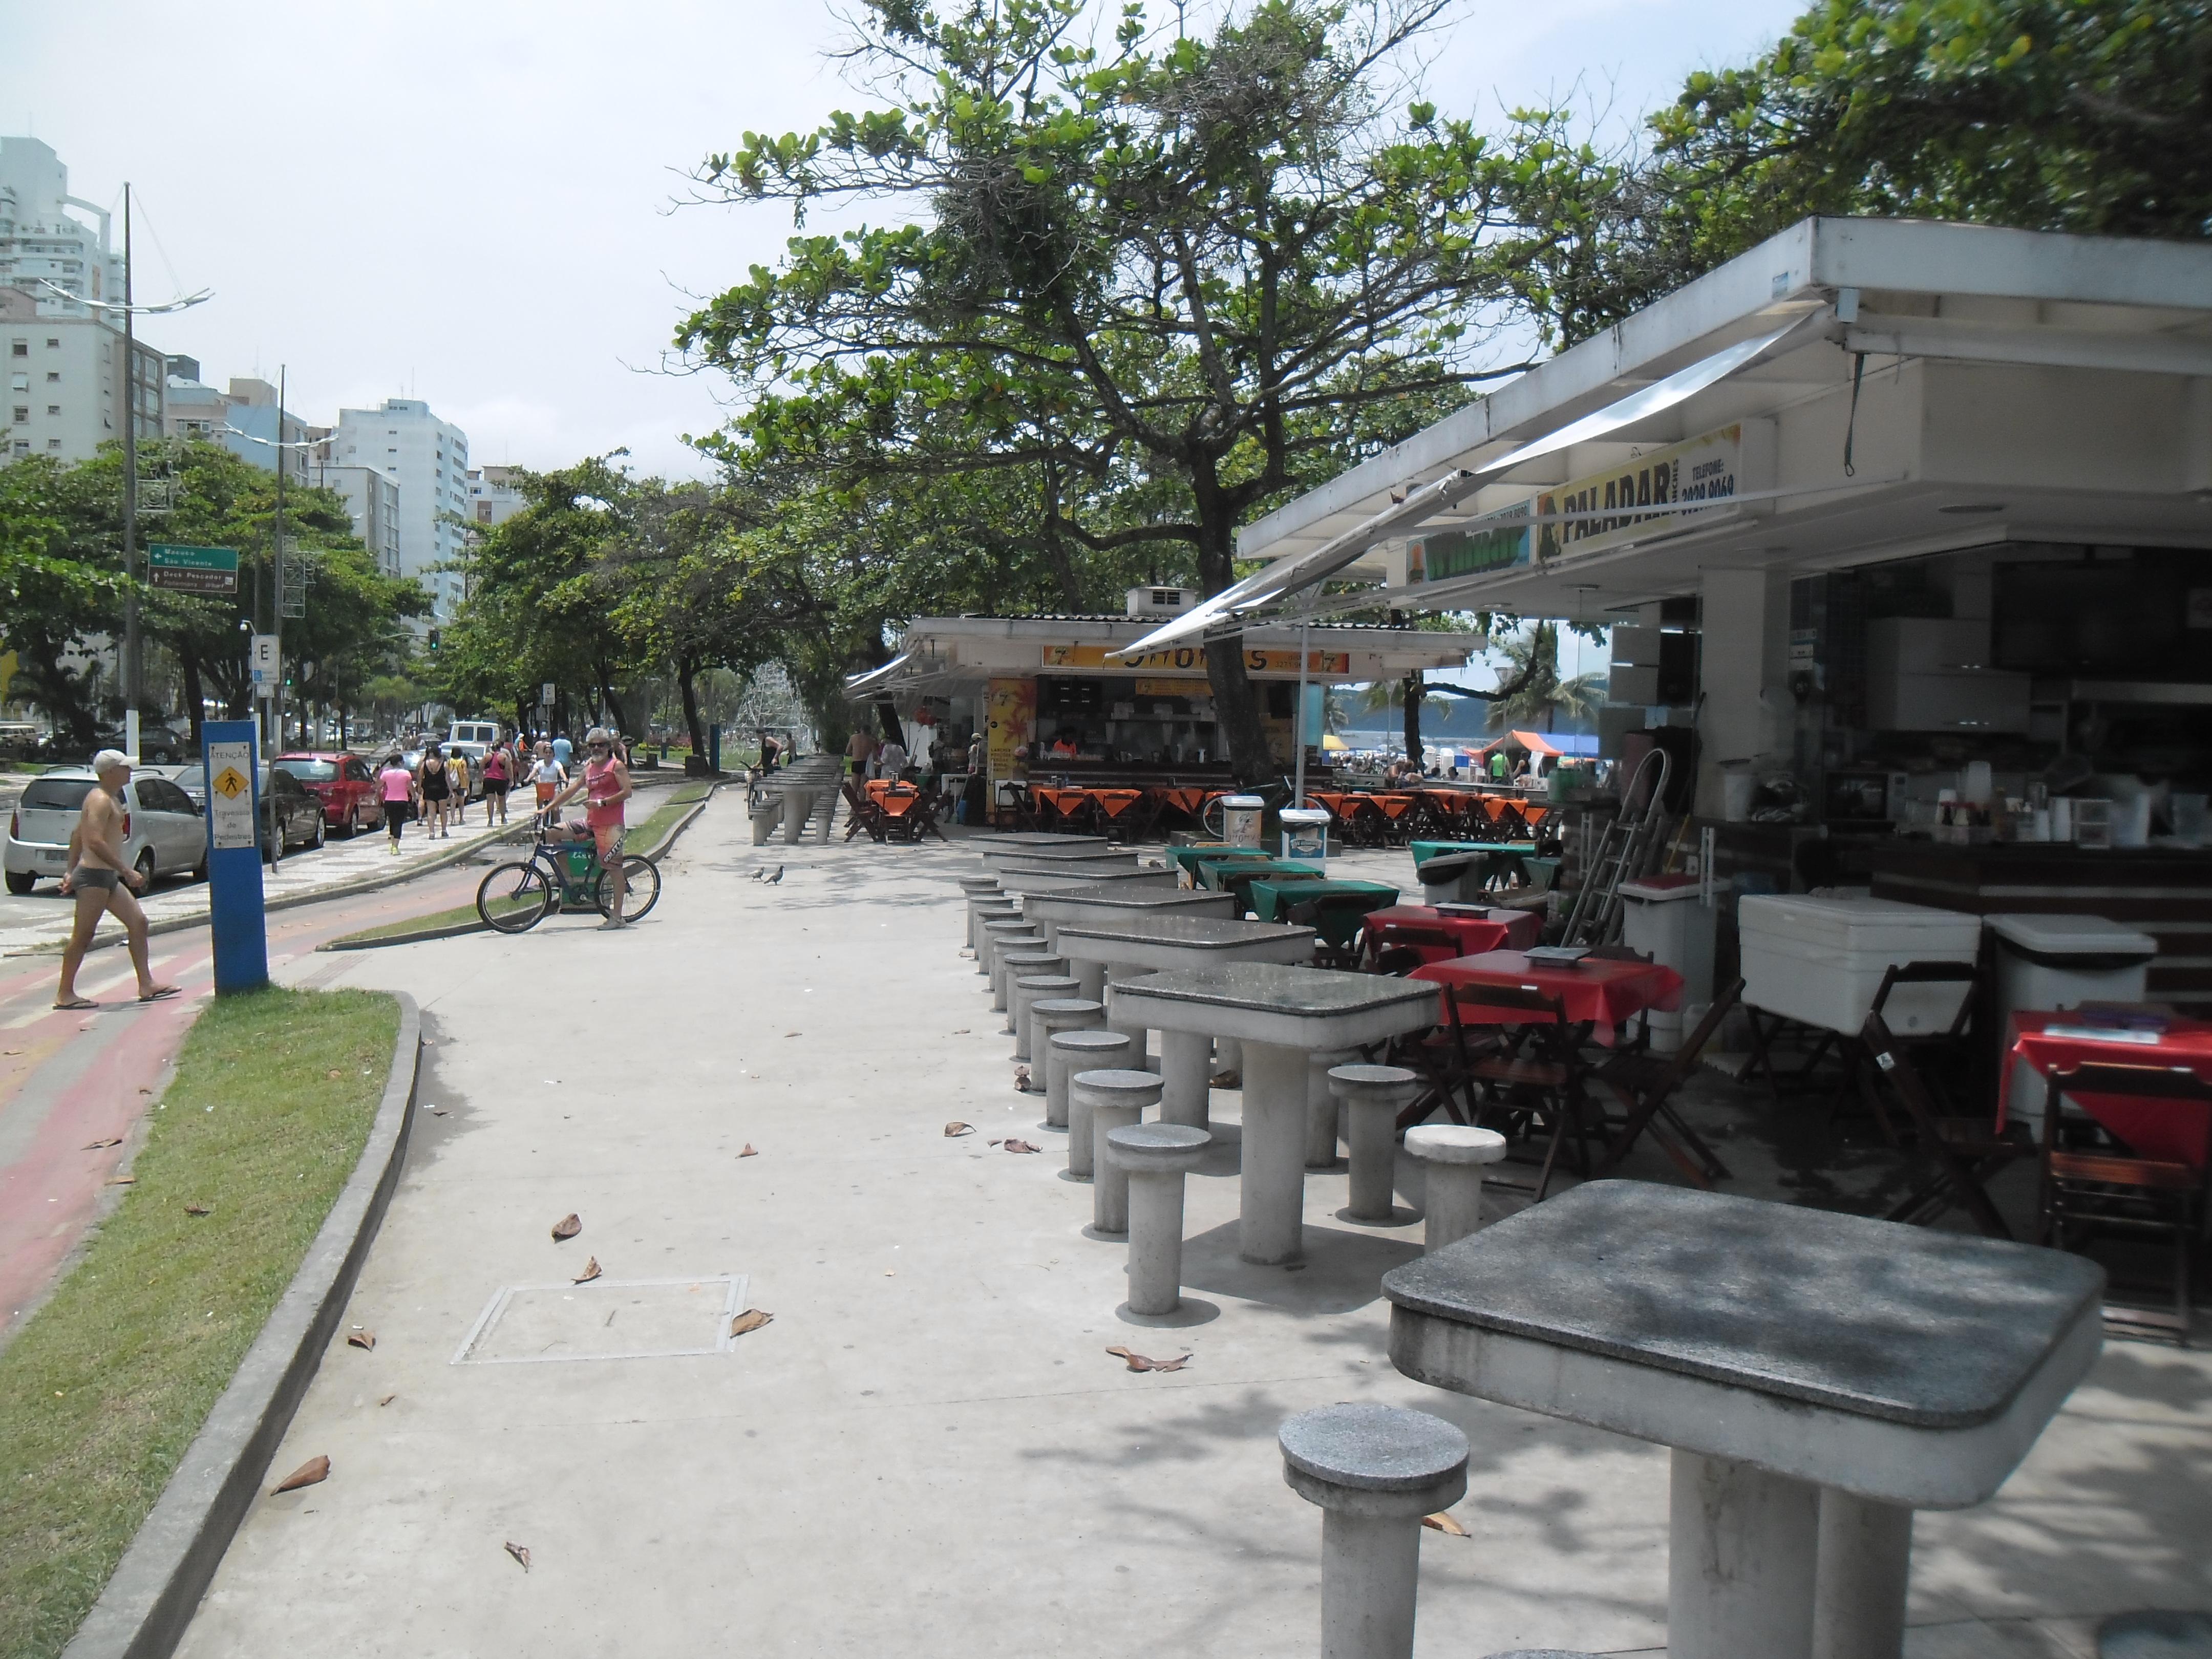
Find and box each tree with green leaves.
[678,0,1578,780]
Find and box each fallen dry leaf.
[1421,1512,1470,1537]
[944,1121,974,1137]
[572,1256,602,1285]
[377,1393,397,1407]
[504,1541,531,1572]
[550,1213,581,1241]
[950,1028,970,1035]
[346,1330,376,1351]
[184,1203,212,1217]
[105,1176,135,1186]
[1012,1066,1031,1091]
[991,1137,1042,1154]
[739,1143,759,1158]
[1210,1069,1241,1089]
[83,1137,123,1150]
[136,1087,152,1095]
[272,1455,329,1494]
[730,1309,773,1337]
[783,1031,802,1038]
[326,1069,343,1080]
[1105,1346,1192,1374]
[2,1049,22,1056]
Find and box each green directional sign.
[147,544,240,595]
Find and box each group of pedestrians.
[370,731,590,855]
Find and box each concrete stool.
[985,927,1046,1011]
[1328,1065,1422,1224]
[1106,1122,1210,1315]
[1003,952,1065,1038]
[1012,972,1078,1062]
[780,784,820,844]
[1074,1069,1163,1236]
[748,793,783,844]
[1029,999,1104,1097]
[1280,1403,1471,1659]
[1305,1046,1363,1169]
[959,877,1003,948]
[1052,1028,1131,1138]
[1403,1124,1507,1252]
[969,900,1019,965]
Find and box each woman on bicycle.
[548,727,634,929]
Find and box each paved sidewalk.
[153,795,2211,1658]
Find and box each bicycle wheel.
[476,861,554,933]
[594,855,660,922]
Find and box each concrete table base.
[1103,964,1153,1069]
[1029,1000,1104,1099]
[1073,1069,1162,1235]
[1240,1041,1312,1264]
[1280,1403,1471,1659]
[1057,1031,1135,1164]
[1106,1123,1210,1316]
[1157,1029,1215,1129]
[1403,1124,1507,1252]
[1305,1047,1362,1169]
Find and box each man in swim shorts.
[53,750,177,1009]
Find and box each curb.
[314,784,721,952]
[59,992,423,1659]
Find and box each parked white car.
[4,767,208,895]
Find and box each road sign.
[540,682,556,706]
[147,544,240,595]
[250,634,280,698]
[207,740,257,851]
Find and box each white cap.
[92,748,131,775]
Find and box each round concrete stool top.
[1279,1402,1470,1493]
[1069,1068,1165,1105]
[971,900,1020,917]
[960,875,1003,890]
[1483,1652,1604,1658]
[1107,1121,1211,1171]
[1405,1124,1508,1165]
[1328,1062,1422,1100]
[1017,974,1079,992]
[1006,953,1065,972]
[1052,1029,1133,1059]
[1032,998,1104,1021]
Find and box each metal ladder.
[1558,747,1673,947]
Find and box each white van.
[448,719,502,749]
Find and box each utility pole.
[272,364,287,754]
[121,183,140,754]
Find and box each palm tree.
[1357,675,1451,756]
[1482,623,1605,733]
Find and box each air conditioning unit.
[1126,586,1200,619]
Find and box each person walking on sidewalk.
[547,727,634,929]
[416,742,454,839]
[378,753,415,854]
[52,750,176,1009]
[447,748,472,828]
[480,740,512,825]
[526,740,566,831]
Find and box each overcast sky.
[7,0,1801,488]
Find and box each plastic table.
[1111,964,1438,1263]
[1244,879,1402,948]
[1412,949,1683,1046]
[2002,1010,2212,1167]
[1362,905,1512,966]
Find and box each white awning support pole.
[1293,617,1312,808]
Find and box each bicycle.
[475,830,663,934]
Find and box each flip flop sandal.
[138,986,181,1003]
[53,997,100,1011]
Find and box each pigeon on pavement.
[768,864,785,884]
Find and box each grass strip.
[326,780,718,947]
[0,987,401,1659]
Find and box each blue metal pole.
[200,719,268,993]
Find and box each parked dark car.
[172,762,326,863]
[275,752,383,836]
[36,726,193,765]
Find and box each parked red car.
[275,752,383,836]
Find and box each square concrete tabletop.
[977,845,1140,874]
[1020,884,1237,945]
[1383,1181,2107,1508]
[1055,913,1319,974]
[968,831,1112,848]
[992,864,1180,896]
[1109,961,1439,1050]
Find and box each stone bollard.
[1403,1124,1507,1252]
[1328,1065,1422,1224]
[1052,1028,1131,1141]
[1003,952,1066,1038]
[969,900,1019,967]
[984,926,1046,1011]
[1105,1122,1210,1316]
[748,793,784,845]
[1012,972,1078,1062]
[1305,1047,1363,1169]
[1280,1403,1471,1659]
[1076,1069,1163,1236]
[780,784,819,845]
[1028,999,1104,1096]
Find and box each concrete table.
[1019,882,1236,953]
[1110,965,1439,1265]
[970,832,1112,850]
[1382,1182,2107,1659]
[991,864,1181,899]
[977,845,1141,877]
[1056,916,1319,1121]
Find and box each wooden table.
[1384,1182,2105,1659]
[1110,964,1437,1263]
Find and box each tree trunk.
[1401,672,1423,763]
[875,693,904,750]
[180,647,206,745]
[678,654,709,757]
[1190,493,1274,783]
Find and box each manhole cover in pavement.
[452,1275,748,1364]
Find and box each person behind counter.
[1049,730,1081,760]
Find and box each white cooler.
[1738,894,1982,1036]
[1620,876,1721,1051]
[1989,912,2157,1127]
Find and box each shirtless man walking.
[53,750,177,1010]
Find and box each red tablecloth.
[1411,950,1684,1046]
[1365,905,1509,965]
[2001,1011,2212,1169]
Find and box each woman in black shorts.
[417,742,453,839]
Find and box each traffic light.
[428,628,441,652]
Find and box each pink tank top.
[583,756,624,828]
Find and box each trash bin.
[1280,807,1329,864]
[1619,875,1722,1051]
[1213,794,1265,849]
[1989,912,2158,1127]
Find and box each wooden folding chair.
[905,788,949,842]
[841,780,889,843]
[2039,1061,2212,1345]
[1587,980,1742,1187]
[1365,921,1462,974]
[993,780,1039,831]
[1863,1006,2031,1240]
[1444,980,1595,1202]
